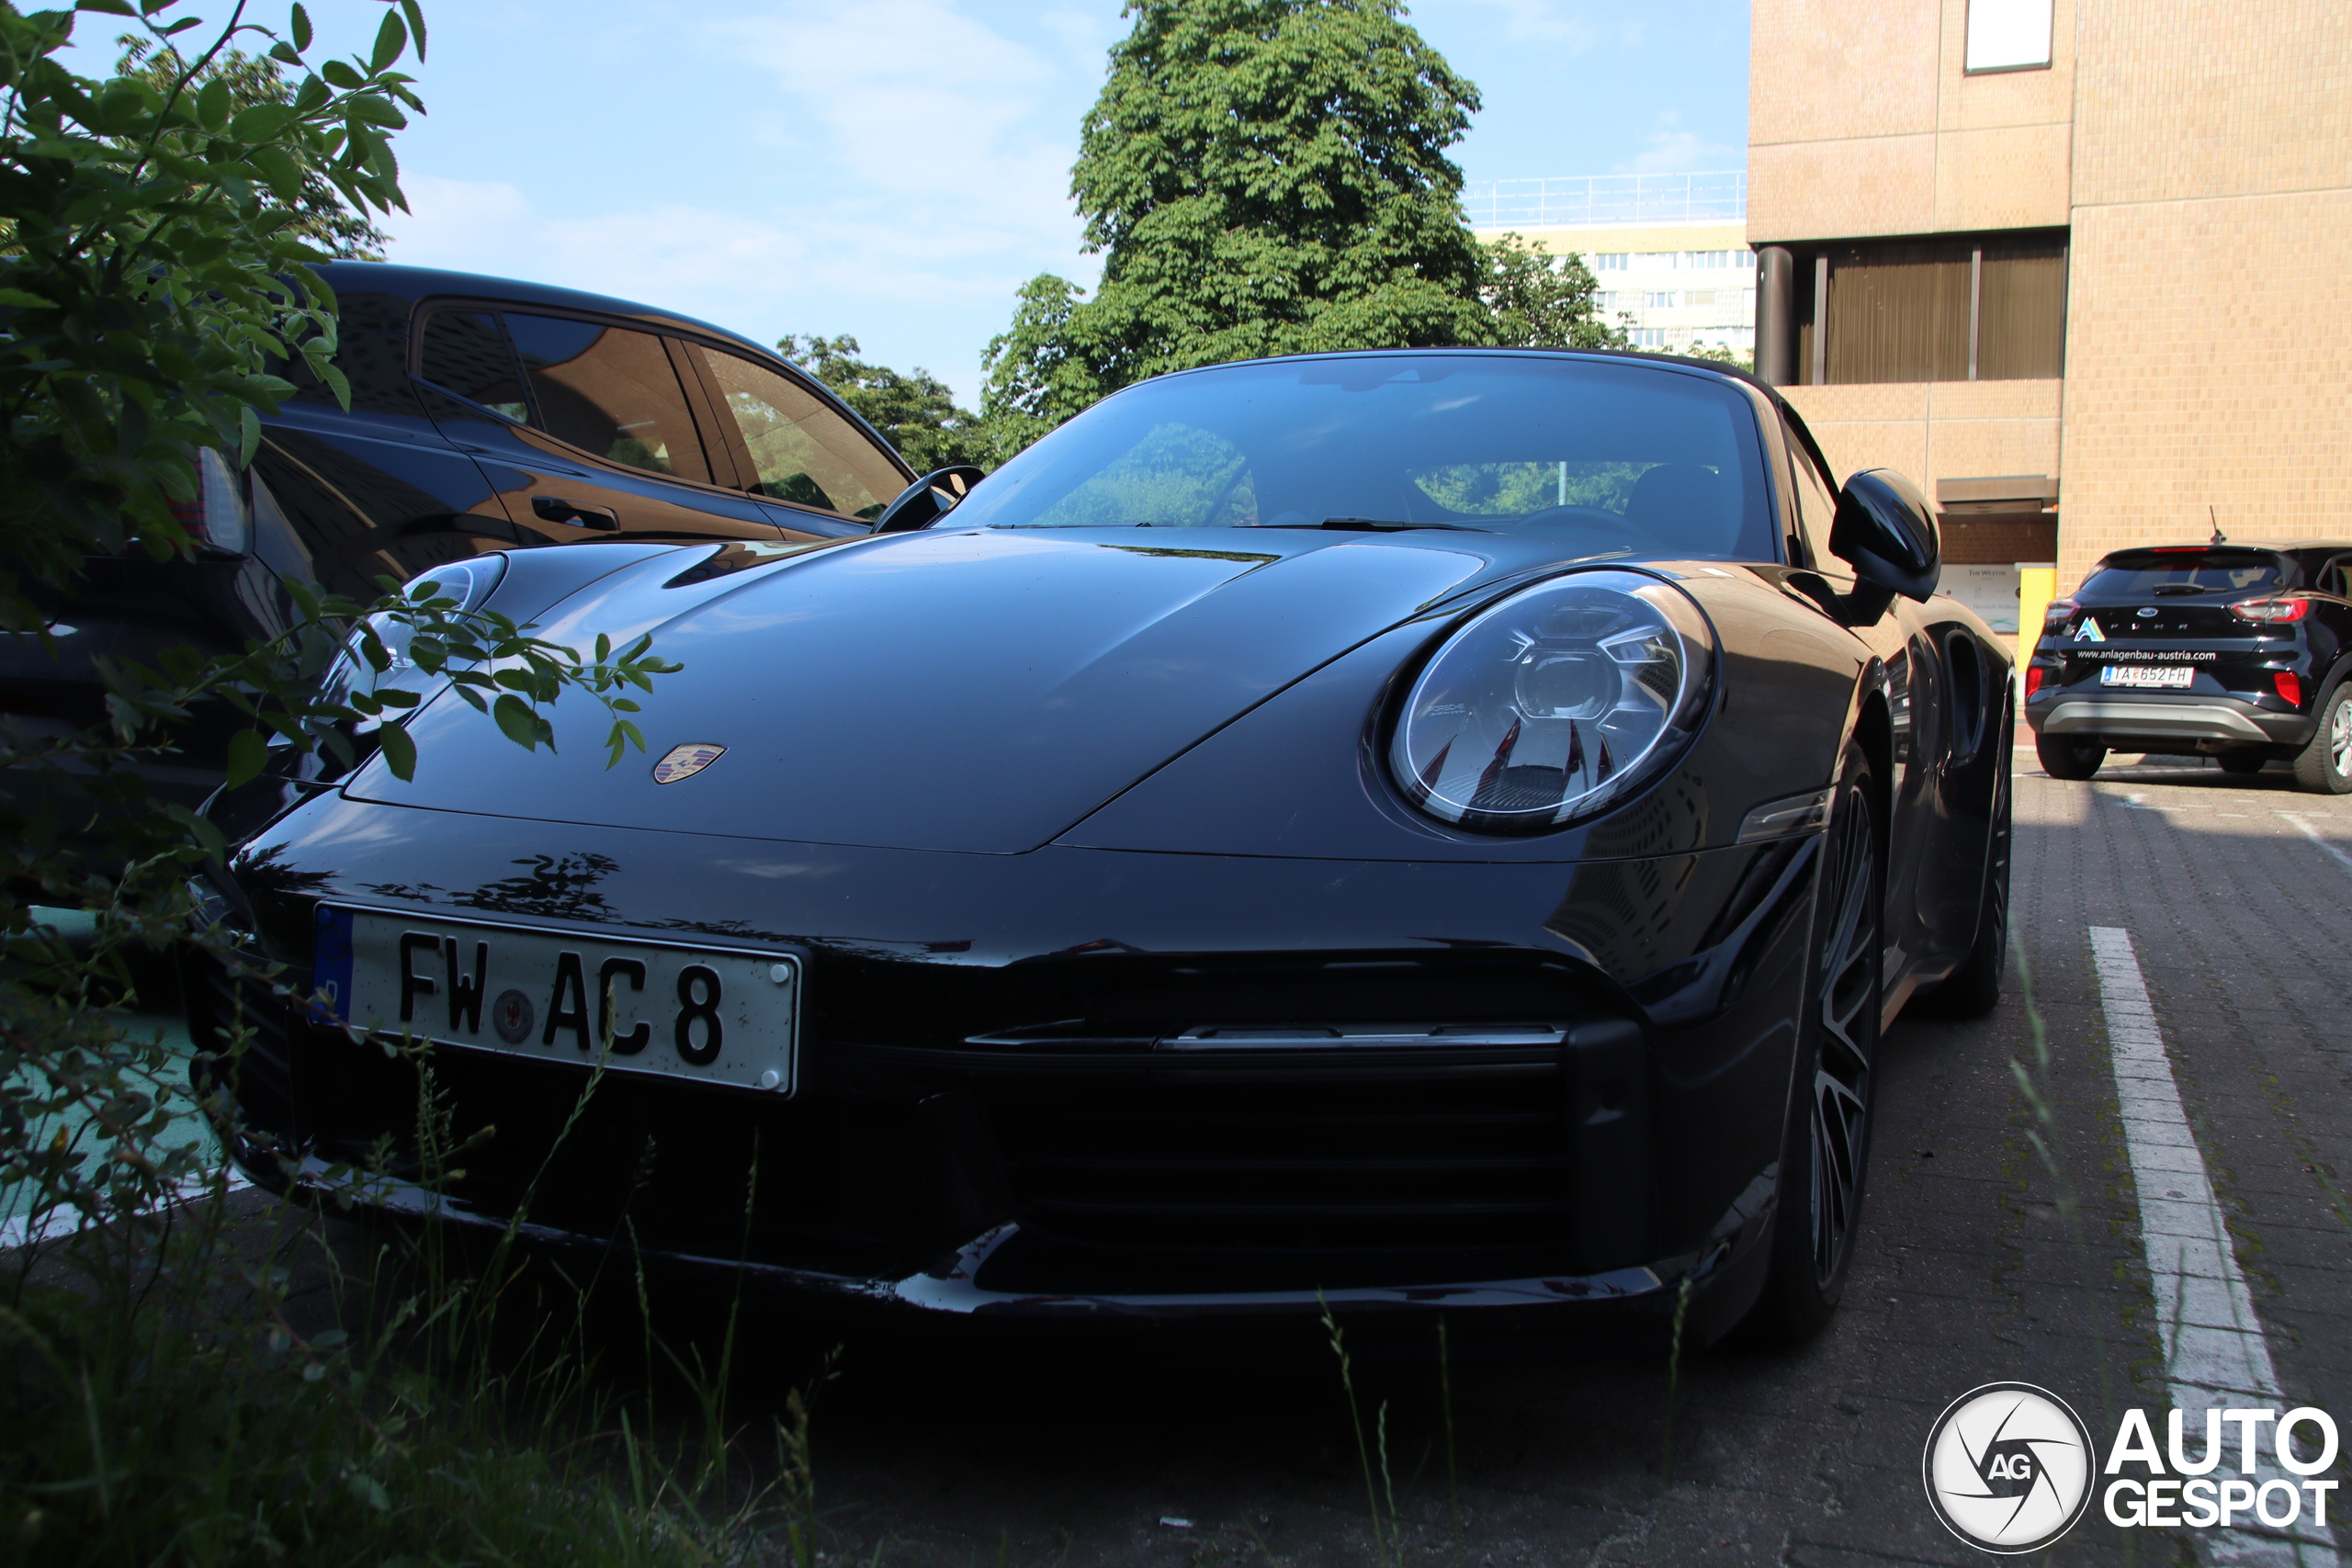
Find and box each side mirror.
[1827,468,1939,624]
[872,466,986,534]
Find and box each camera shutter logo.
[1922,1382,2095,1553]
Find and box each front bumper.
[192,796,1821,1326]
[2028,693,2314,748]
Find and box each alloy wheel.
[1809,782,1881,1285]
[2332,697,2351,778]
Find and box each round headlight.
[327,554,509,716]
[1389,570,1715,831]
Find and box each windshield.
[948,355,1778,560]
[2083,548,2286,596]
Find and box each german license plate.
[2098,664,2196,689]
[311,906,800,1094]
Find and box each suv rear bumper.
[2029,694,2314,748]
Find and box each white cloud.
[1421,0,1600,48]
[1035,6,1120,69]
[707,1,1078,230]
[388,175,1073,322]
[381,1,1107,402]
[1613,115,1743,174]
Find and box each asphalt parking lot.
[739,749,2349,1568]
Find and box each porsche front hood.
[345,527,1489,853]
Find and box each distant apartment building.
[1464,173,1758,357]
[1747,0,2352,634]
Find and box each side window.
[688,346,906,521]
[506,314,712,484]
[2320,554,2352,598]
[419,310,529,423]
[287,292,421,417]
[1781,417,1842,571]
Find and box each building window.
[1688,290,1716,308]
[1645,291,1679,310]
[1594,254,1629,270]
[1631,328,1668,348]
[1965,0,2052,73]
[1797,231,2065,385]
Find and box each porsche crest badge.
[651,742,726,784]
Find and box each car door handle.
[531,496,619,531]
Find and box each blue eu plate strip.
[310,904,354,1024]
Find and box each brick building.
[1747,0,2352,633]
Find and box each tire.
[1743,741,1883,1343]
[2292,681,2352,795]
[1918,711,2011,1019]
[2216,751,2267,776]
[2035,733,2106,780]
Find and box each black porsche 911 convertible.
[189,350,2012,1344]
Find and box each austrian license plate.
[2098,664,2197,689]
[311,906,801,1094]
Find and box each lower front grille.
[297,1036,954,1281]
[980,1043,1577,1293]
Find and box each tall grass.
[0,998,841,1566]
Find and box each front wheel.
[1743,742,1883,1343]
[2036,733,2106,780]
[2292,682,2352,795]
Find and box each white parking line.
[2089,926,2337,1564]
[2278,814,2352,879]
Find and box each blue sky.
[84,1,1751,403]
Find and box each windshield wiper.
[1289,517,1486,533]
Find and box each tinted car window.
[691,346,903,521]
[950,356,1777,560]
[2286,548,2352,595]
[2082,548,2285,596]
[506,314,711,484]
[419,310,529,423]
[283,292,421,417]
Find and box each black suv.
[5,263,916,818]
[2024,540,2352,790]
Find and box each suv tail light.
[2231,595,2311,625]
[2024,667,2045,697]
[2274,671,2302,705]
[166,447,251,556]
[2042,598,2076,626]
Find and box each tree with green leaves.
[779,332,988,473]
[0,0,417,605]
[1481,231,1630,351]
[114,33,390,257]
[981,0,1493,447]
[1,0,673,1282]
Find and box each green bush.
[0,6,796,1562]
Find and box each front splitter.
[264,1152,1779,1328]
